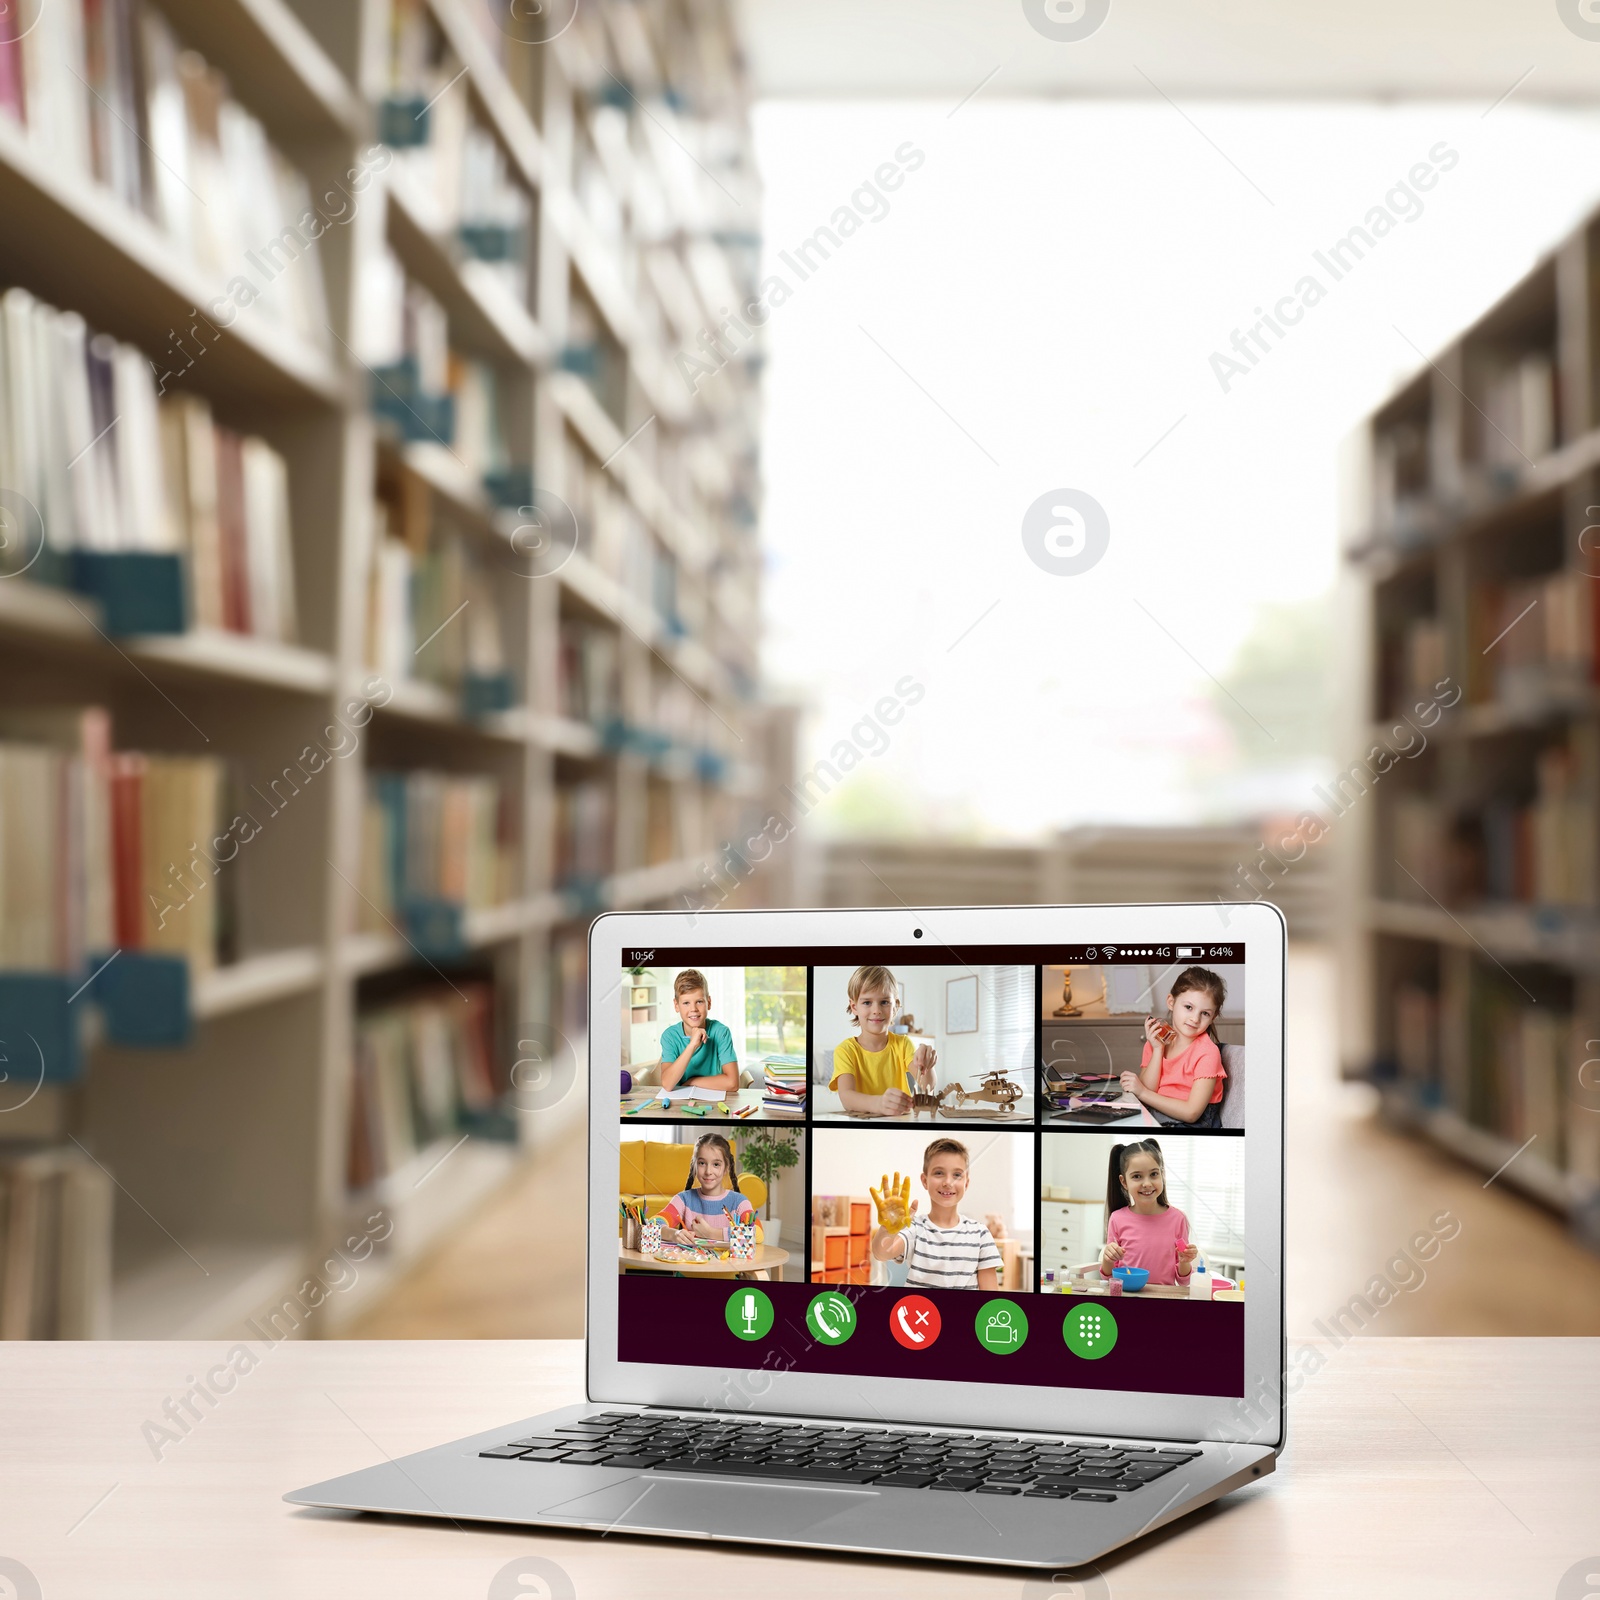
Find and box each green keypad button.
[1062,1303,1118,1359]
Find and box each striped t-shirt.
[660,1188,753,1233]
[902,1213,1003,1290]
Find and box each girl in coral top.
[1098,1138,1199,1287]
[1119,965,1229,1129]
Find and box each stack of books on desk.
[761,1055,806,1118]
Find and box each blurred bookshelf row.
[1348,201,1600,1248]
[0,0,793,1337]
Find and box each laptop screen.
[616,942,1248,1400]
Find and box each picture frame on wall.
[946,974,978,1034]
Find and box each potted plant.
[740,1126,799,1244]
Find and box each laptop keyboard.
[479,1413,1202,1499]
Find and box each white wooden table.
[0,1338,1594,1597]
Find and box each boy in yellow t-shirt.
[830,964,936,1116]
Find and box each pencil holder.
[622,1214,642,1251]
[641,1218,663,1253]
[729,1220,755,1259]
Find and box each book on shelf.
[1371,419,1430,534]
[161,396,299,641]
[1388,794,1451,905]
[0,1144,114,1339]
[1468,977,1572,1167]
[1468,568,1600,709]
[1470,739,1597,909]
[551,925,587,1043]
[359,769,515,931]
[346,980,502,1190]
[1478,349,1556,471]
[554,778,613,887]
[558,619,620,725]
[399,528,508,693]
[0,287,299,640]
[1383,614,1445,717]
[450,356,512,487]
[366,504,416,678]
[644,782,674,869]
[383,0,530,279]
[110,749,225,974]
[1392,982,1439,1088]
[356,247,451,423]
[1397,735,1598,911]
[0,709,227,979]
[5,2,327,346]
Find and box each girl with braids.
[1098,1138,1199,1286]
[658,1132,753,1245]
[1118,965,1230,1129]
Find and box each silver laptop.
[287,903,1285,1568]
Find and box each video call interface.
[616,943,1250,1400]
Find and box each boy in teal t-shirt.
[658,968,741,1093]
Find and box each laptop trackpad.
[540,1474,878,1539]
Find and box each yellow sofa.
[619,1139,767,1238]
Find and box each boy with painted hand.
[869,1138,1001,1291]
[657,968,741,1093]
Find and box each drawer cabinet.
[1039,1199,1105,1276]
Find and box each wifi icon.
[1100,945,1117,958]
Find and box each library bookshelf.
[1346,204,1600,1248]
[0,0,785,1337]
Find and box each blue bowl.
[1113,1266,1150,1293]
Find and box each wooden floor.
[342,946,1600,1338]
[340,1122,588,1340]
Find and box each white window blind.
[980,964,1033,1077]
[1157,1139,1246,1263]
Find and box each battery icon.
[1176,945,1204,958]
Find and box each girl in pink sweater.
[1098,1139,1200,1287]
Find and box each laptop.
[287,903,1285,1568]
